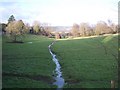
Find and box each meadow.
[2,35,56,88]
[2,34,119,88]
[52,34,119,88]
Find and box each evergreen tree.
[8,15,16,24]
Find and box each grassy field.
[52,34,119,88]
[2,35,56,88]
[2,34,119,88]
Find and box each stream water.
[48,41,65,89]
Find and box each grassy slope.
[2,35,56,88]
[53,34,119,88]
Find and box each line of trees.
[71,21,119,37]
[1,15,54,43]
[30,21,53,37]
[1,15,119,42]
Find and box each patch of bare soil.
[65,79,80,84]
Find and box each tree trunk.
[14,35,17,42]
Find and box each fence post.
[111,80,115,88]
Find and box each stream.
[48,41,65,89]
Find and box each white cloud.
[0,0,118,26]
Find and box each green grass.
[3,76,53,88]
[2,35,56,88]
[52,34,119,88]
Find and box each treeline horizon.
[1,15,120,41]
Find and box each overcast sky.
[0,0,118,26]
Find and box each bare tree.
[79,23,93,36]
[95,21,112,35]
[41,23,53,37]
[24,23,30,34]
[107,20,118,34]
[33,21,41,34]
[71,23,80,37]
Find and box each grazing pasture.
[2,35,56,88]
[52,34,119,88]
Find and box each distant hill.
[51,26,72,32]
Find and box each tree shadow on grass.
[2,72,54,84]
[6,41,24,44]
